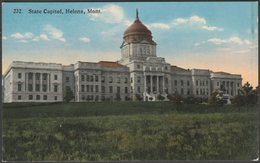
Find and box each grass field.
[3,102,259,161]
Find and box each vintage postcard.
[2,1,259,161]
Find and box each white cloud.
[32,34,50,41]
[79,37,91,43]
[87,4,125,24]
[147,23,170,30]
[201,25,223,31]
[172,15,223,32]
[207,36,249,45]
[173,15,206,25]
[2,36,7,40]
[10,32,34,39]
[44,24,66,42]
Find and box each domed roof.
[124,19,152,37]
[123,9,154,44]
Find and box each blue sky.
[2,2,258,87]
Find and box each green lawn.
[3,102,259,161]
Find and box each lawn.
[3,102,259,161]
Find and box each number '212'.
[13,9,21,14]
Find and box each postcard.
[2,1,259,161]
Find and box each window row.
[195,80,209,87]
[18,73,58,80]
[217,81,239,87]
[17,83,58,92]
[196,88,209,96]
[174,80,190,86]
[17,94,58,101]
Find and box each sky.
[2,2,258,87]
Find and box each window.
[95,75,99,82]
[165,66,168,70]
[101,76,105,83]
[28,73,33,81]
[187,81,190,86]
[165,78,168,84]
[181,80,183,86]
[66,77,70,82]
[81,75,85,81]
[217,82,219,86]
[43,95,47,100]
[125,87,128,93]
[54,96,58,101]
[36,95,40,100]
[202,81,205,86]
[54,85,58,92]
[29,95,33,100]
[81,95,85,101]
[90,75,94,82]
[227,81,229,87]
[137,64,140,69]
[181,88,184,95]
[36,73,40,80]
[28,84,33,92]
[18,83,22,91]
[196,89,199,95]
[86,75,90,81]
[102,86,105,93]
[81,85,85,92]
[187,89,190,95]
[109,77,113,83]
[125,77,128,83]
[95,85,99,92]
[42,84,47,92]
[117,77,121,83]
[18,95,22,100]
[137,76,141,83]
[231,82,234,87]
[237,83,240,87]
[86,85,89,92]
[131,78,133,83]
[36,84,40,92]
[196,80,198,86]
[117,87,120,94]
[54,75,58,80]
[206,80,208,86]
[43,73,47,80]
[18,73,22,79]
[137,86,141,93]
[109,86,113,93]
[174,80,177,86]
[90,85,93,92]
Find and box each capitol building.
[3,11,242,103]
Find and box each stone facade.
[3,10,242,103]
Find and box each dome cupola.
[123,9,155,44]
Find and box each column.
[40,73,42,92]
[162,76,165,93]
[150,75,153,93]
[156,76,159,94]
[144,75,146,101]
[32,73,35,92]
[25,72,27,91]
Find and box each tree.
[63,87,74,102]
[232,82,258,106]
[208,90,225,106]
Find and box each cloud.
[172,15,223,32]
[147,23,171,30]
[2,36,7,40]
[10,32,34,39]
[201,25,223,31]
[79,37,91,43]
[87,4,125,24]
[207,36,249,45]
[174,15,206,25]
[32,34,50,41]
[43,24,66,42]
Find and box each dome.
[123,9,155,44]
[124,19,152,37]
